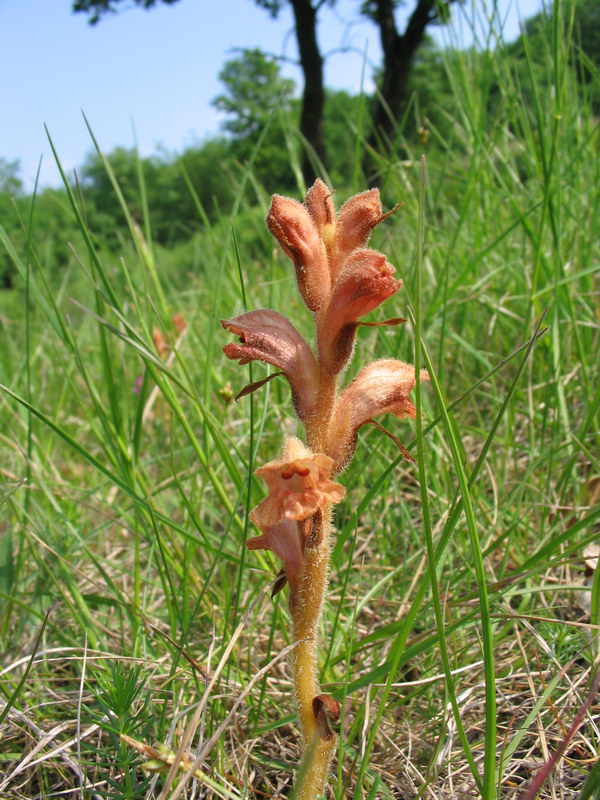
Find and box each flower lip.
[250,437,346,529]
[282,465,310,479]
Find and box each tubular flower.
[317,249,402,374]
[267,179,398,310]
[250,437,345,529]
[267,194,330,311]
[331,188,395,280]
[327,359,429,471]
[221,310,319,421]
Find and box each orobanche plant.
[222,179,427,798]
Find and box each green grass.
[1,4,599,798]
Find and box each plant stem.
[306,369,337,452]
[295,730,337,800]
[291,511,332,743]
[292,354,339,796]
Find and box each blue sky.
[1,0,543,190]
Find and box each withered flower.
[221,310,319,421]
[246,518,305,596]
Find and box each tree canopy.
[72,0,451,181]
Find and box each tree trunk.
[290,0,325,184]
[368,0,441,160]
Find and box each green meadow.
[1,3,599,798]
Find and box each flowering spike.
[222,179,427,799]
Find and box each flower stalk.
[222,179,426,797]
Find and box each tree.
[74,0,328,184]
[0,159,23,197]
[213,48,295,137]
[286,0,327,183]
[213,48,298,188]
[72,0,180,25]
[515,0,600,111]
[361,0,455,158]
[73,0,453,182]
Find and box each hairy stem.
[292,363,339,796]
[306,370,337,452]
[295,730,337,800]
[291,511,332,742]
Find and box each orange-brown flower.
[266,194,330,311]
[172,313,187,334]
[331,188,395,280]
[267,179,398,311]
[221,310,319,421]
[152,327,168,359]
[327,359,429,471]
[317,250,402,374]
[250,437,346,529]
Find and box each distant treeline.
[1,1,598,289]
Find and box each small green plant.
[85,664,154,799]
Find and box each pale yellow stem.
[291,512,332,742]
[295,730,337,800]
[306,369,337,453]
[291,360,339,797]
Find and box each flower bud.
[267,195,330,311]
